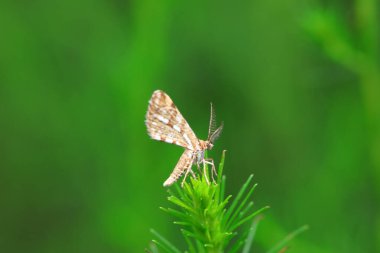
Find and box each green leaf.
[266,225,309,253]
[151,229,181,253]
[239,201,254,218]
[168,196,193,212]
[217,150,226,185]
[227,183,258,229]
[161,207,188,220]
[220,175,226,202]
[223,174,254,228]
[242,216,263,253]
[230,206,270,231]
[181,229,196,253]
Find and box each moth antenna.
[209,121,223,144]
[208,103,217,139]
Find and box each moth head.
[204,140,214,150]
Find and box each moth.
[145,90,223,186]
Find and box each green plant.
[147,151,307,253]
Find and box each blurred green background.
[1,0,379,252]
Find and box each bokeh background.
[1,0,379,252]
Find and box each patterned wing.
[145,90,200,150]
[163,149,194,186]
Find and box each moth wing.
[163,149,194,186]
[145,90,199,150]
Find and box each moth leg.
[190,167,196,179]
[204,158,217,183]
[181,167,193,187]
[196,163,202,174]
[202,161,210,185]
